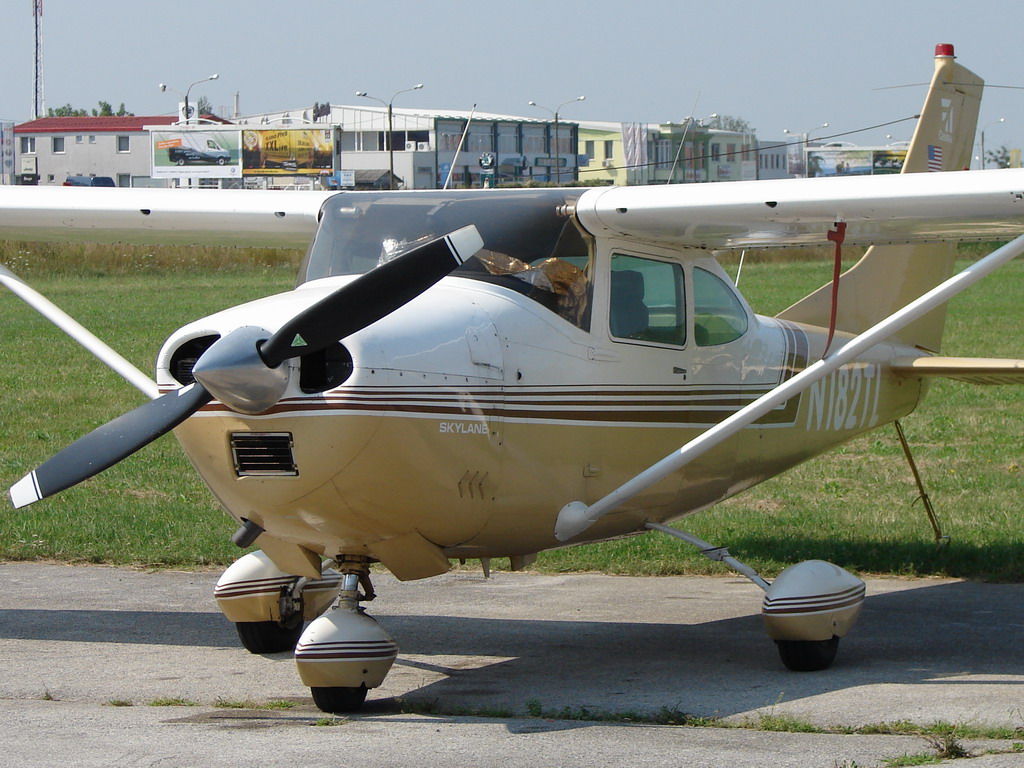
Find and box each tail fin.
[777,44,983,353]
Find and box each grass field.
[1,241,1021,580]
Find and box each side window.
[693,267,748,346]
[610,254,686,346]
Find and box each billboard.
[241,128,335,175]
[0,122,13,185]
[807,148,907,177]
[152,130,242,178]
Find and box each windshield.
[301,189,593,329]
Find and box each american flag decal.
[927,144,943,172]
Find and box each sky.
[2,0,1022,158]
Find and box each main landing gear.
[645,523,865,672]
[215,552,396,713]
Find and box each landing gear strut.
[294,556,397,713]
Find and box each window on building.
[653,139,672,168]
[522,127,545,155]
[117,135,130,153]
[609,253,686,346]
[604,140,614,159]
[52,136,65,154]
[88,135,96,144]
[75,135,83,144]
[554,132,573,154]
[466,131,494,152]
[584,140,595,161]
[20,137,36,154]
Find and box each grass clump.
[147,697,199,707]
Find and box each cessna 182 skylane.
[3,44,1024,713]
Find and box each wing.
[573,168,1024,250]
[0,186,336,248]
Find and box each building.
[237,105,582,189]
[13,115,179,186]
[578,121,757,185]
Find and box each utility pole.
[33,0,45,119]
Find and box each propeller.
[9,225,483,509]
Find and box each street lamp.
[160,74,219,124]
[783,123,828,177]
[356,84,424,190]
[980,117,1006,169]
[528,95,585,184]
[783,122,829,144]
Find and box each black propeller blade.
[260,226,482,367]
[9,383,212,509]
[8,225,482,509]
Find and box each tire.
[235,616,303,654]
[311,685,368,713]
[776,637,840,671]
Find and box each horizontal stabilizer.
[891,356,1024,385]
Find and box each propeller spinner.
[9,225,484,509]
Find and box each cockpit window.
[300,189,593,330]
[693,266,748,346]
[609,254,686,346]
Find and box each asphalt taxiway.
[1,563,1021,767]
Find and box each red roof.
[15,116,181,133]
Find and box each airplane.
[2,43,1024,714]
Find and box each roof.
[15,115,180,134]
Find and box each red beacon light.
[935,43,955,57]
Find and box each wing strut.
[0,265,158,399]
[554,232,1024,542]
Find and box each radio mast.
[33,0,45,119]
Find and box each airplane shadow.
[1,578,1020,719]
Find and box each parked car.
[63,176,116,187]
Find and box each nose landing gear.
[294,556,397,713]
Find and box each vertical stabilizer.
[777,44,983,353]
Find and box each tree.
[47,103,89,117]
[705,114,754,133]
[195,95,213,117]
[986,145,1010,169]
[45,101,133,118]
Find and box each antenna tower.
[33,0,45,119]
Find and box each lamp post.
[980,117,1006,169]
[160,74,219,124]
[356,84,424,190]
[783,122,829,177]
[528,95,585,183]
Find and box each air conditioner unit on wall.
[417,142,429,151]
[405,141,417,151]
[602,159,615,167]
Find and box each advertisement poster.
[152,130,242,178]
[807,148,907,177]
[807,148,873,177]
[241,128,334,175]
[0,122,14,184]
[872,150,907,174]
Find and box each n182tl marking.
[806,364,882,432]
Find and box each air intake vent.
[230,432,298,476]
